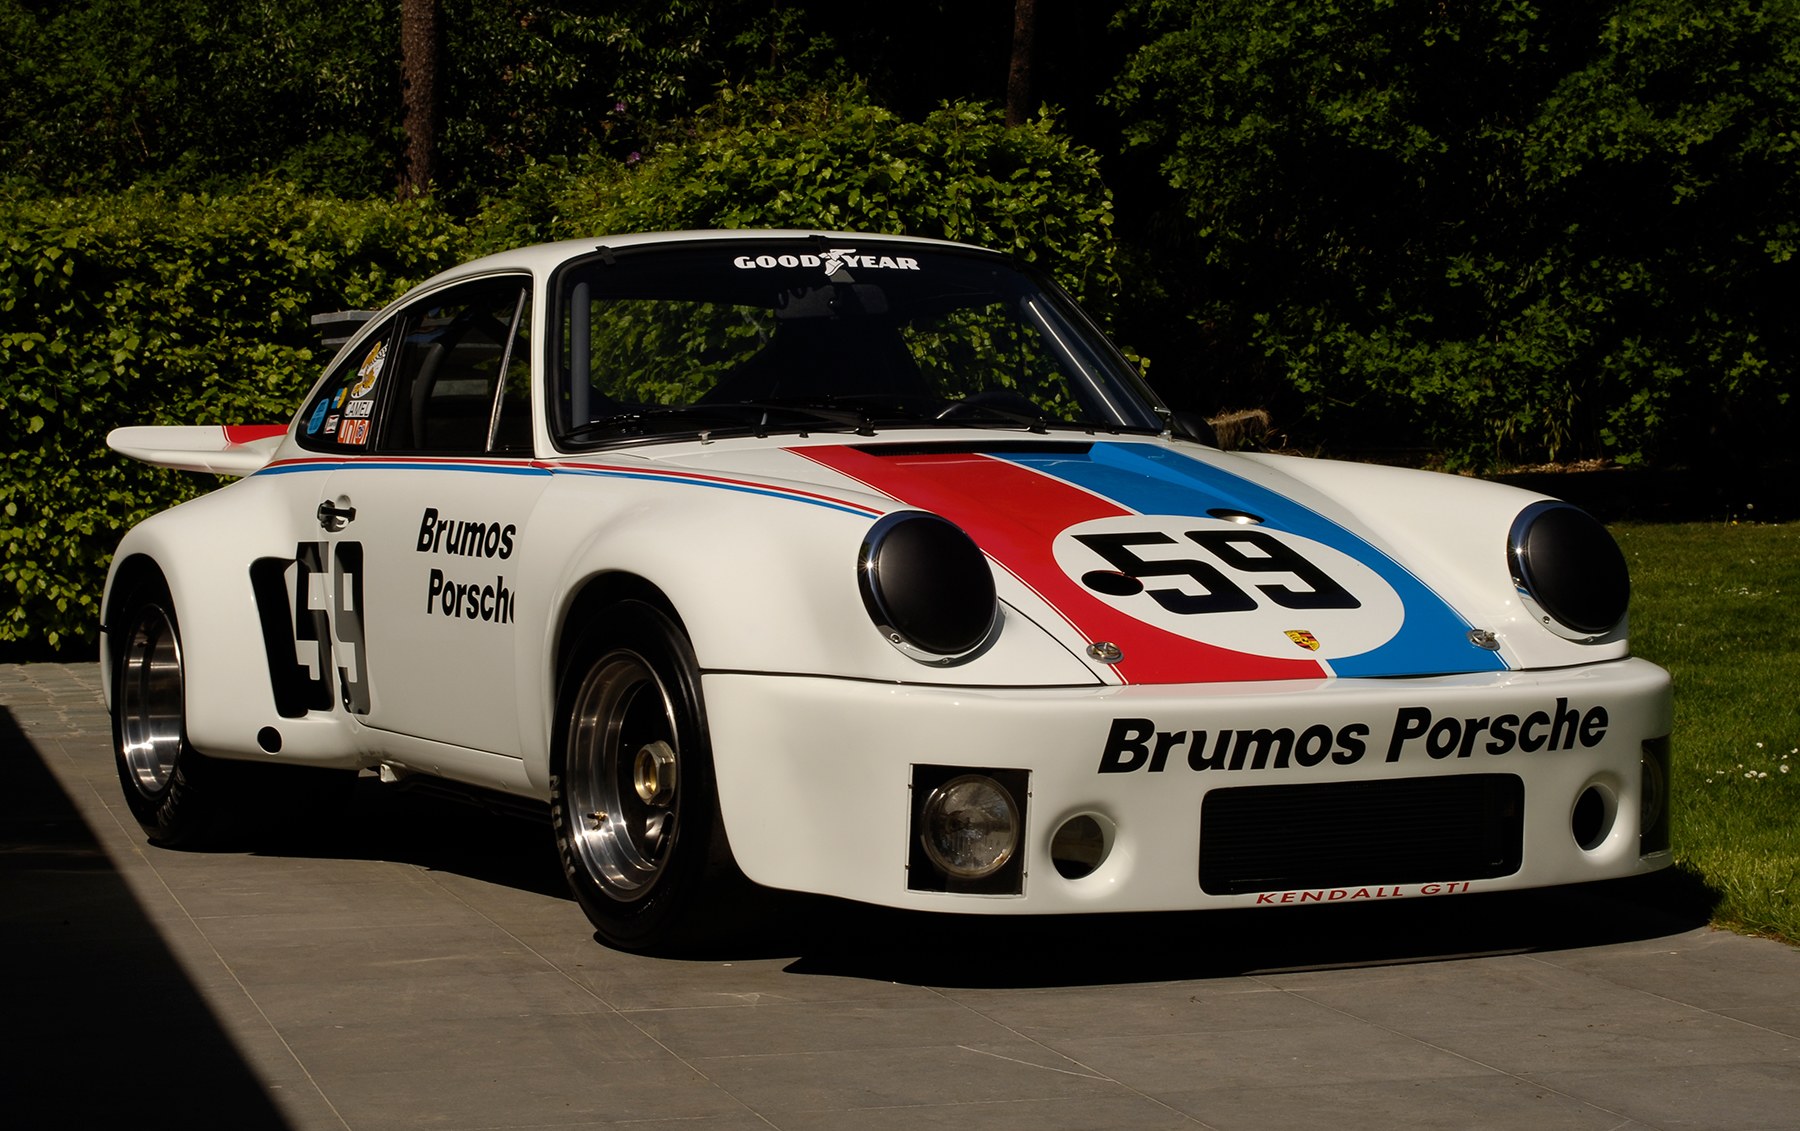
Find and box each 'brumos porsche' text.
[1099,698,1610,773]
[416,507,518,624]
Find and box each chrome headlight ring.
[858,511,998,665]
[1507,500,1630,642]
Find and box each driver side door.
[292,274,545,757]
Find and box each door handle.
[317,500,357,531]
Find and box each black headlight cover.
[1507,501,1629,639]
[858,512,997,662]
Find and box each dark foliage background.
[1,0,1795,650]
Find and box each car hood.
[643,436,1524,684]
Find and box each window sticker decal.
[350,341,387,398]
[730,249,921,275]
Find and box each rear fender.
[102,482,367,769]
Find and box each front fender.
[1233,453,1631,670]
[533,477,1095,680]
[509,472,1100,785]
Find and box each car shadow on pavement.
[0,708,295,1131]
[775,870,1717,988]
[278,774,573,901]
[63,748,1720,991]
[281,772,1719,987]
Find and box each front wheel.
[551,601,743,951]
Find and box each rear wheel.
[112,574,355,846]
[551,601,741,951]
[112,577,240,845]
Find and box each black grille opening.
[1200,774,1524,895]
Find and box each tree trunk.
[399,0,439,197]
[1005,0,1037,127]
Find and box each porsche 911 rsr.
[101,230,1672,950]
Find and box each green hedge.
[1111,0,1800,469]
[476,83,1122,317]
[1,88,1120,653]
[0,186,464,649]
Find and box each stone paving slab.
[3,662,1797,1130]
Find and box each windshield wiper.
[934,398,1051,434]
[715,400,877,436]
[561,400,875,443]
[561,405,745,442]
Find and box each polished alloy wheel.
[565,650,681,902]
[119,602,185,796]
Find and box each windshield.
[551,238,1167,446]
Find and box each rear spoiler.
[105,424,286,476]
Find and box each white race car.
[102,230,1672,950]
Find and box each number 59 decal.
[292,540,372,714]
[1052,516,1405,660]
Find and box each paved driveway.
[4,662,1797,1130]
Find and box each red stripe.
[796,446,1321,684]
[558,462,883,514]
[223,424,287,445]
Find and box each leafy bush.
[0,0,395,196]
[475,82,1122,316]
[0,185,462,649]
[0,0,761,203]
[1112,0,1800,469]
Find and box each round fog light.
[920,775,1020,879]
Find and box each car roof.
[429,229,998,288]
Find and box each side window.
[296,320,397,453]
[381,276,534,455]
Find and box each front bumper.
[704,657,1673,913]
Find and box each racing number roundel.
[1051,516,1405,661]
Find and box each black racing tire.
[550,601,744,952]
[111,575,245,846]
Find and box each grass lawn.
[1616,521,1800,943]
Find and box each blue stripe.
[1000,442,1507,677]
[257,460,552,478]
[255,462,336,476]
[552,467,877,517]
[257,459,874,516]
